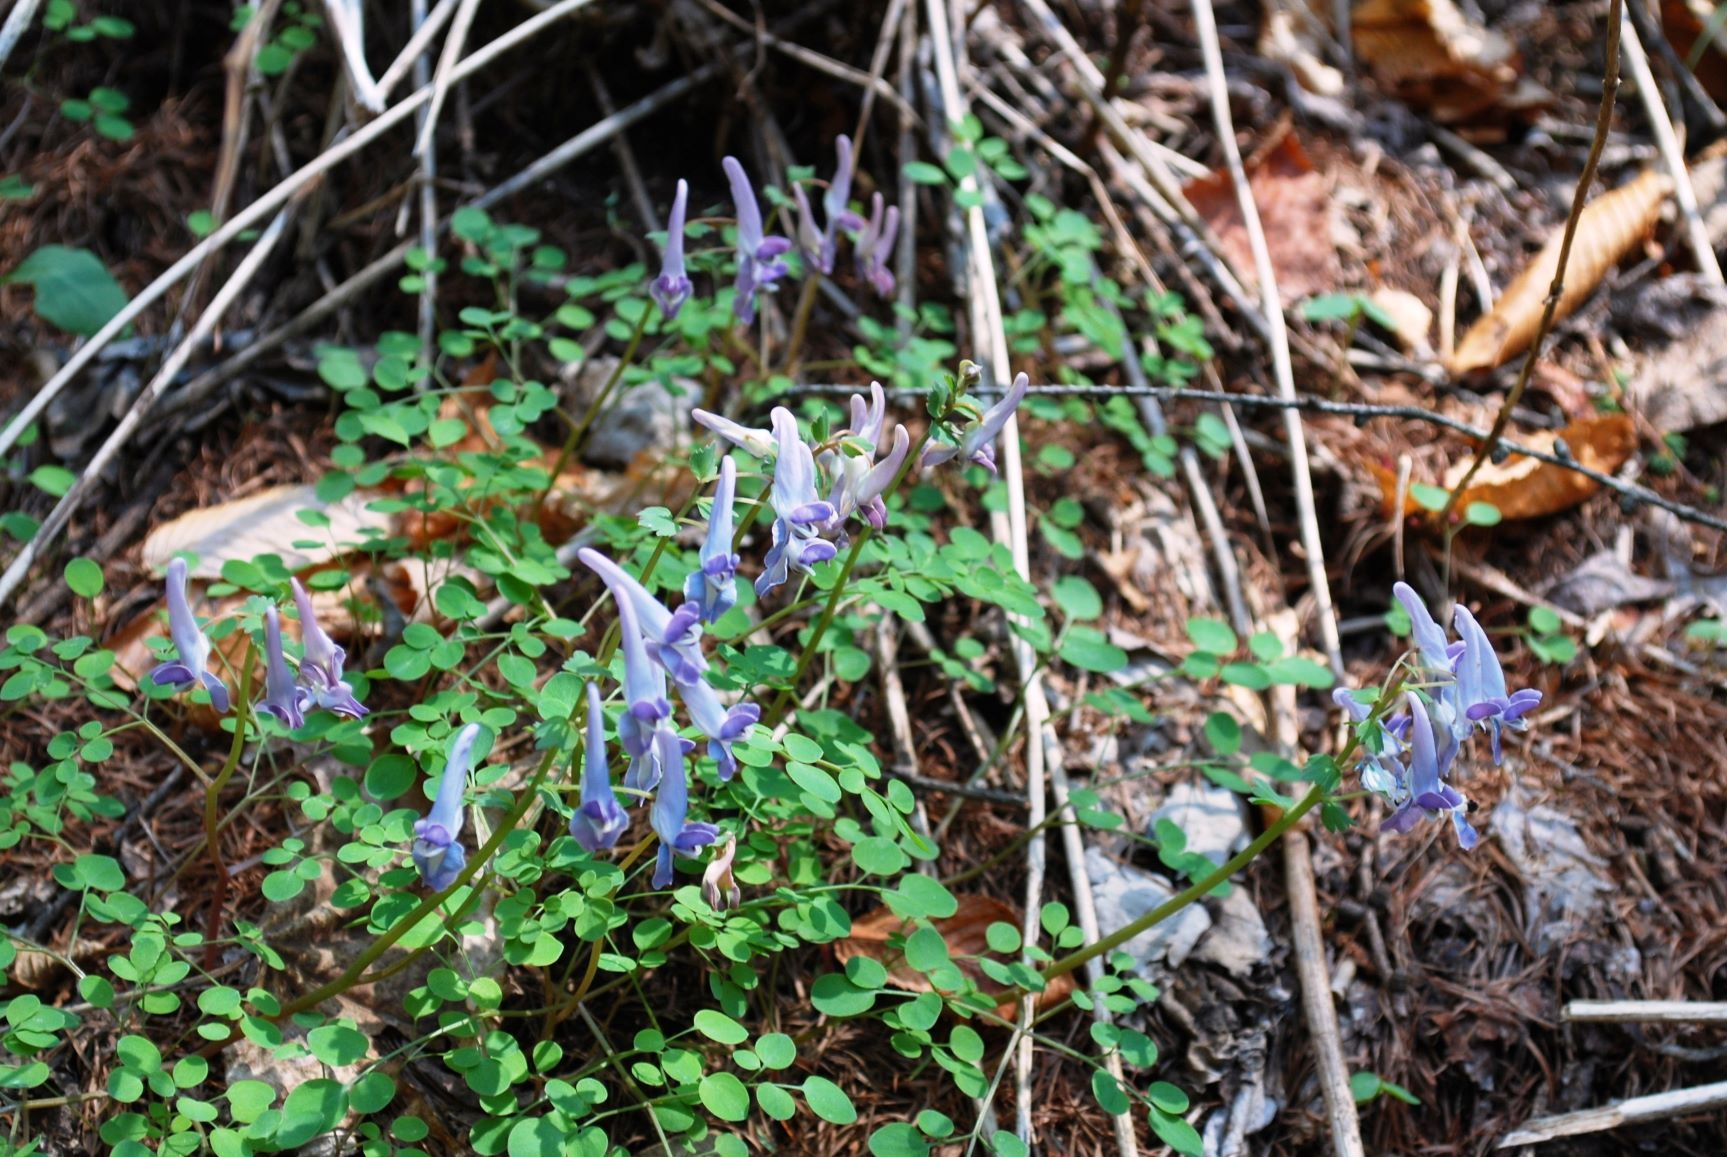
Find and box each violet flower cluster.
[570,533,755,891]
[148,559,368,725]
[1335,582,1543,848]
[647,138,900,328]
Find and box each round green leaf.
[756,1083,797,1121]
[507,1116,565,1157]
[754,1033,796,1069]
[801,1075,856,1124]
[1185,617,1237,655]
[698,1072,750,1122]
[64,558,103,598]
[868,1123,929,1156]
[349,1071,396,1114]
[693,1010,749,1045]
[810,974,875,1017]
[852,836,908,876]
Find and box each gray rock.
[1149,780,1250,867]
[1085,845,1212,969]
[1191,886,1272,979]
[560,356,698,469]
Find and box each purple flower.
[702,835,741,912]
[679,673,760,782]
[921,371,1029,474]
[578,548,707,687]
[791,183,825,268]
[691,409,776,460]
[258,606,305,730]
[412,723,485,890]
[570,683,629,853]
[1452,605,1542,763]
[854,192,899,298]
[685,456,740,624]
[651,179,693,321]
[767,408,836,528]
[1332,688,1404,802]
[756,516,839,598]
[1392,582,1541,763]
[649,727,721,889]
[827,424,909,532]
[723,156,793,326]
[290,578,367,718]
[148,557,231,713]
[756,408,839,597]
[820,135,865,275]
[791,135,865,276]
[1380,693,1476,849]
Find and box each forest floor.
[4,1,1727,1155]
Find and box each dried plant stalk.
[1449,169,1669,374]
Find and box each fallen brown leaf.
[141,484,393,579]
[1184,131,1341,305]
[1444,413,1637,520]
[1372,413,1637,523]
[835,894,1074,1019]
[1352,0,1548,127]
[1448,169,1669,376]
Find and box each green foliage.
[0,142,1360,1153]
[2,245,129,335]
[1526,606,1577,665]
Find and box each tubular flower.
[820,135,864,274]
[791,135,864,275]
[921,372,1029,474]
[854,192,899,298]
[290,578,367,718]
[258,606,305,730]
[691,410,776,460]
[148,557,231,712]
[702,836,742,912]
[723,156,793,326]
[649,727,721,889]
[827,424,909,533]
[651,179,693,321]
[578,548,707,687]
[1452,605,1543,763]
[1392,582,1541,762]
[756,408,840,597]
[412,723,485,890]
[1332,688,1405,803]
[1381,692,1477,849]
[678,674,760,782]
[570,683,629,853]
[685,456,741,624]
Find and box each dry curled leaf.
[1184,132,1341,305]
[835,894,1073,1018]
[1352,0,1547,127]
[1449,170,1669,376]
[141,484,393,578]
[1444,413,1637,520]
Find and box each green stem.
[780,276,822,376]
[270,745,564,1022]
[203,656,257,967]
[541,306,652,500]
[763,530,871,727]
[1038,783,1325,985]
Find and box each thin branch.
[791,382,1727,536]
[1620,8,1722,284]
[0,0,602,464]
[0,209,294,607]
[1439,0,1624,524]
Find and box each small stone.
[1084,846,1211,969]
